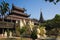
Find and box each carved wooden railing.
[0,21,14,28]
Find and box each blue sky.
[0,0,60,20]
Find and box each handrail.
[0,21,14,28]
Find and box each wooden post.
[7,29,9,37]
[2,29,4,37]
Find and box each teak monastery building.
[0,5,39,37]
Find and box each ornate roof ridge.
[11,10,30,17]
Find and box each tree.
[0,1,9,21]
[52,14,60,28]
[45,14,60,38]
[45,0,60,5]
[46,14,60,28]
[31,29,37,40]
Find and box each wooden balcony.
[0,21,14,28]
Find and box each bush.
[20,27,26,34]
[31,30,37,40]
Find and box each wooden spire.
[39,9,44,23]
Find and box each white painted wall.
[29,20,34,31]
[15,19,34,31]
[23,19,26,25]
[20,19,24,28]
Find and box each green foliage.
[45,14,60,37]
[15,23,32,37]
[31,29,37,40]
[45,14,60,30]
[20,27,26,34]
[48,0,54,2]
[0,1,9,15]
[51,14,60,28]
[54,14,60,21]
[0,1,9,21]
[45,0,60,5]
[45,20,54,30]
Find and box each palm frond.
[0,1,9,18]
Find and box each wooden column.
[7,29,9,37]
[2,29,4,37]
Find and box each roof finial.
[40,8,42,12]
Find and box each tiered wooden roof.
[6,5,31,20]
[6,15,31,20]
[12,4,25,12]
[11,10,30,17]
